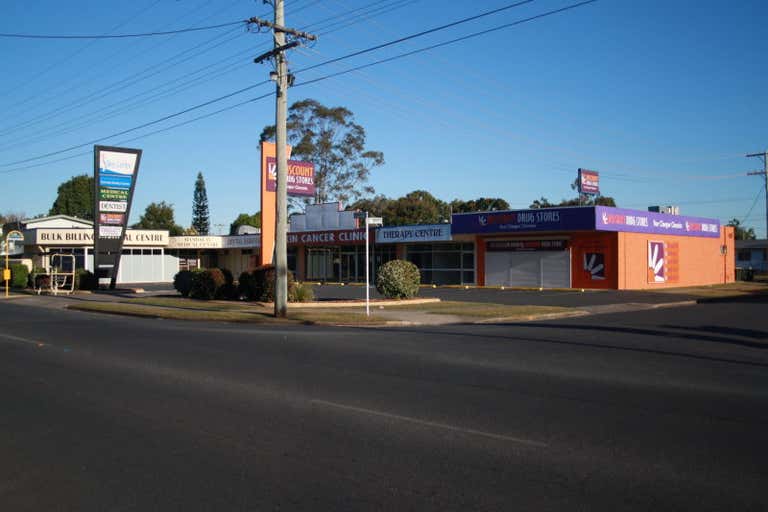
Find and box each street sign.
[367,216,383,226]
[2,269,9,281]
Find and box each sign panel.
[578,168,600,195]
[452,208,595,235]
[486,239,568,251]
[583,252,605,280]
[648,241,666,283]
[375,224,451,244]
[266,157,315,197]
[167,235,261,250]
[93,145,142,288]
[595,207,720,238]
[287,229,366,246]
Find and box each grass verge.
[67,301,387,325]
[381,301,575,319]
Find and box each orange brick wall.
[616,226,734,289]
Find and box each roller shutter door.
[485,250,571,288]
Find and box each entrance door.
[341,252,358,282]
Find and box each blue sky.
[1,0,766,236]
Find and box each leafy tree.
[1,211,26,234]
[192,172,210,235]
[260,99,384,205]
[450,197,510,213]
[727,218,756,240]
[229,212,261,235]
[49,174,94,220]
[382,190,450,226]
[529,197,556,209]
[133,201,183,235]
[348,194,393,218]
[529,195,616,208]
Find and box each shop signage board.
[167,235,261,250]
[375,224,451,244]
[595,207,720,238]
[93,145,142,288]
[287,229,366,246]
[451,208,595,234]
[578,168,600,195]
[266,157,315,197]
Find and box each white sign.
[375,224,452,244]
[32,228,168,246]
[99,226,123,238]
[167,235,261,250]
[99,201,128,213]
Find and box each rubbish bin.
[735,267,754,281]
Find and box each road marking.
[311,399,547,448]
[0,332,45,346]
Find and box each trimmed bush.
[34,274,51,291]
[75,269,97,290]
[376,259,420,299]
[10,264,29,289]
[252,264,297,302]
[173,270,194,297]
[189,268,226,300]
[291,282,314,303]
[219,267,234,286]
[237,271,257,300]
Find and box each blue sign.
[99,175,132,190]
[451,207,596,234]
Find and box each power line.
[0,20,248,39]
[0,0,597,172]
[0,0,407,148]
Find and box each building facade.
[13,206,735,289]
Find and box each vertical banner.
[259,141,291,266]
[648,240,666,283]
[93,145,142,289]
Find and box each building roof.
[23,214,93,229]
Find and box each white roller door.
[485,250,571,288]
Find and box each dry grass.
[647,281,768,298]
[383,301,574,318]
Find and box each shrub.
[75,269,97,290]
[217,283,238,300]
[291,282,314,303]
[34,274,51,291]
[252,264,297,302]
[219,267,234,286]
[189,268,226,300]
[10,264,29,289]
[237,271,257,300]
[173,270,194,297]
[376,259,420,299]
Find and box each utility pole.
[252,3,316,317]
[746,150,768,239]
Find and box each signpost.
[354,212,383,316]
[3,230,23,297]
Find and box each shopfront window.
[405,243,475,285]
[47,247,85,271]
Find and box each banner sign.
[578,168,600,195]
[93,145,142,288]
[486,239,568,251]
[167,235,261,250]
[375,224,451,244]
[595,207,720,238]
[287,229,366,246]
[266,157,315,197]
[452,208,595,234]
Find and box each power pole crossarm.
[247,17,317,40]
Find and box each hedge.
[375,259,420,299]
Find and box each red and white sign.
[287,229,366,246]
[578,168,600,195]
[266,157,315,197]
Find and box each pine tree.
[192,172,210,235]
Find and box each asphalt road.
[1,296,767,510]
